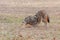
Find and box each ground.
[0,7,60,40]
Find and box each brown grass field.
[0,0,60,40]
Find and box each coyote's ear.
[48,17,50,23]
[47,16,50,23]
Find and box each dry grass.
[0,7,60,40]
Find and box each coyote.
[22,10,50,27]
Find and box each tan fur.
[22,10,50,27]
